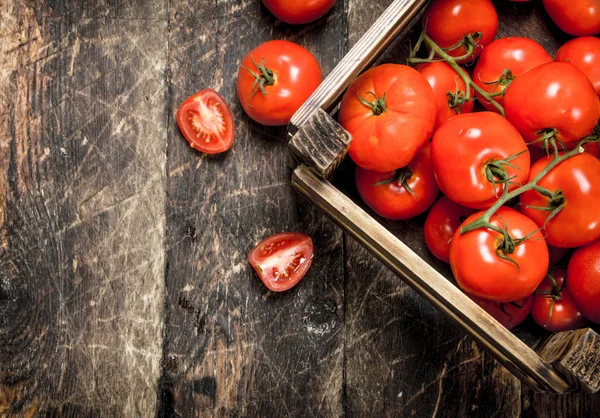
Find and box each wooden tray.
[287,0,600,393]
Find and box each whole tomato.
[473,37,552,112]
[262,0,336,25]
[339,64,436,172]
[418,62,474,130]
[520,152,600,248]
[237,40,322,126]
[450,206,549,302]
[468,294,532,330]
[543,0,600,36]
[556,36,600,97]
[423,0,498,62]
[424,197,475,263]
[355,145,438,220]
[531,269,586,332]
[431,112,530,209]
[503,62,600,147]
[567,240,600,323]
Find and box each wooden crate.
[287,0,600,393]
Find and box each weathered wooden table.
[1,0,599,416]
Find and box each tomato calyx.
[240,55,277,105]
[478,68,516,96]
[357,91,387,116]
[447,82,472,112]
[372,167,417,198]
[484,149,527,197]
[443,32,482,62]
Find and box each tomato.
[431,112,530,209]
[248,232,314,292]
[543,0,600,36]
[262,0,336,25]
[548,245,569,266]
[567,240,600,323]
[237,40,322,126]
[556,36,600,97]
[473,37,552,112]
[423,0,498,62]
[468,294,532,330]
[504,62,600,147]
[417,62,474,130]
[355,144,438,220]
[520,152,600,248]
[338,64,436,172]
[450,207,549,302]
[531,269,586,332]
[424,197,475,263]
[176,89,235,154]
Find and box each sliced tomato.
[176,89,235,154]
[248,232,314,292]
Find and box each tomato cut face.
[176,88,235,154]
[248,232,314,292]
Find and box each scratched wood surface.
[0,0,599,417]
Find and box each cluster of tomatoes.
[340,0,600,332]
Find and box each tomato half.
[468,294,532,330]
[520,152,600,248]
[473,37,552,112]
[543,0,600,36]
[355,144,438,220]
[248,232,314,292]
[338,64,436,172]
[176,89,235,154]
[450,207,549,302]
[237,40,322,126]
[556,36,600,97]
[431,112,530,209]
[567,240,600,323]
[262,0,336,25]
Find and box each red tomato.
[504,62,600,147]
[556,36,600,97]
[450,207,549,302]
[423,0,498,62]
[424,197,475,263]
[473,37,552,112]
[520,152,600,248]
[338,64,436,172]
[237,40,322,126]
[355,144,438,220]
[248,232,314,292]
[431,112,530,209]
[531,269,586,332]
[468,294,532,330]
[543,0,600,36]
[418,62,474,130]
[176,89,235,154]
[567,240,600,323]
[262,0,336,24]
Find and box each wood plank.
[0,1,167,416]
[160,1,347,416]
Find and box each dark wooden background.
[1,0,598,416]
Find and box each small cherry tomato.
[176,89,235,154]
[237,40,322,126]
[262,0,336,25]
[355,144,438,220]
[555,36,600,97]
[567,240,600,323]
[248,232,314,292]
[543,0,600,36]
[424,197,475,263]
[468,294,532,330]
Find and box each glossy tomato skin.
[450,207,549,302]
[339,64,436,172]
[237,40,322,126]
[356,144,438,220]
[468,294,532,330]
[567,240,600,323]
[176,89,235,154]
[424,0,498,62]
[418,62,474,130]
[556,36,600,97]
[262,0,336,24]
[473,37,552,112]
[431,112,530,209]
[504,62,600,146]
[543,0,600,36]
[424,197,475,263]
[520,153,600,248]
[248,232,314,292]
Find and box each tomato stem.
[357,91,387,116]
[240,55,276,104]
[372,166,417,198]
